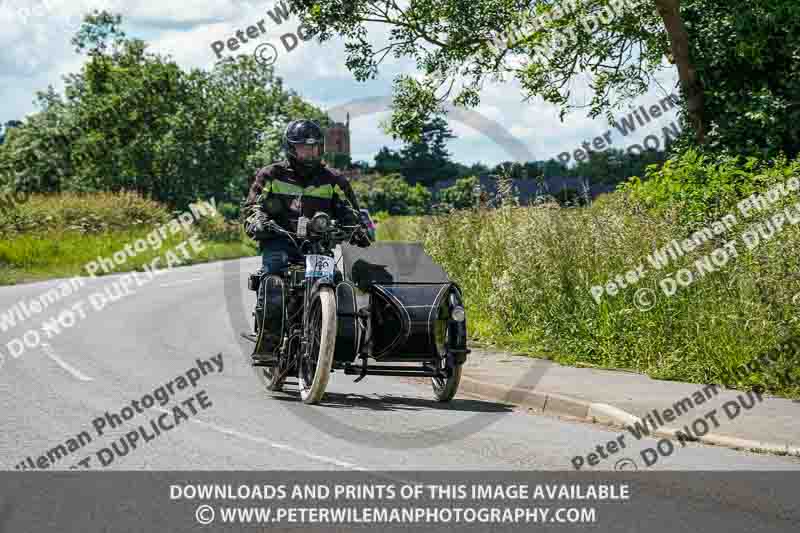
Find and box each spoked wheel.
[431,361,463,402]
[431,330,463,402]
[257,339,293,392]
[298,287,336,404]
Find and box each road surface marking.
[154,408,368,470]
[41,343,94,381]
[159,277,204,288]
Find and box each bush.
[437,175,478,210]
[217,201,241,221]
[194,210,247,242]
[619,149,800,227]
[0,191,170,237]
[420,167,800,396]
[352,173,432,215]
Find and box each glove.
[245,211,274,240]
[350,226,371,248]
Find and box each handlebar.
[265,219,367,250]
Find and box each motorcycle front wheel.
[298,286,336,404]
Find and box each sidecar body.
[331,242,469,379]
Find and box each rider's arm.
[242,167,273,239]
[331,173,361,224]
[330,173,371,246]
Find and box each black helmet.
[282,119,325,172]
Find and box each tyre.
[298,287,336,404]
[431,315,464,402]
[431,362,463,402]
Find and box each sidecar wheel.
[299,287,336,404]
[432,362,463,402]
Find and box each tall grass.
[0,191,170,236]
[420,187,800,396]
[375,215,430,242]
[0,192,256,285]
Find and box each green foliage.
[420,185,800,396]
[193,210,247,243]
[289,0,667,141]
[371,117,459,185]
[216,201,241,221]
[571,148,668,185]
[0,191,256,285]
[681,0,800,159]
[374,215,428,242]
[291,0,800,168]
[619,149,800,227]
[0,191,169,237]
[0,226,256,286]
[373,147,405,175]
[437,175,479,210]
[0,11,327,210]
[351,173,432,215]
[397,117,458,185]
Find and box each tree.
[438,175,480,210]
[0,10,327,207]
[676,0,800,159]
[0,121,23,145]
[350,172,432,215]
[290,0,800,159]
[373,146,404,175]
[398,116,457,185]
[289,1,696,140]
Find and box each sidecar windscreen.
[337,242,450,288]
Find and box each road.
[1,257,798,473]
[2,258,800,531]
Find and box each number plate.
[305,255,334,278]
[297,216,309,237]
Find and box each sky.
[0,0,681,167]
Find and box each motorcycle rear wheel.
[257,339,292,392]
[298,287,336,404]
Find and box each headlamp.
[309,212,331,233]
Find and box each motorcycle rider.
[242,118,371,275]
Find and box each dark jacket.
[242,160,361,241]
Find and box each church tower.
[324,112,350,157]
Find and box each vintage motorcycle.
[243,211,469,405]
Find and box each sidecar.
[331,242,469,400]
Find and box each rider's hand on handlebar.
[246,211,277,240]
[350,225,371,248]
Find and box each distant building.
[324,113,350,157]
